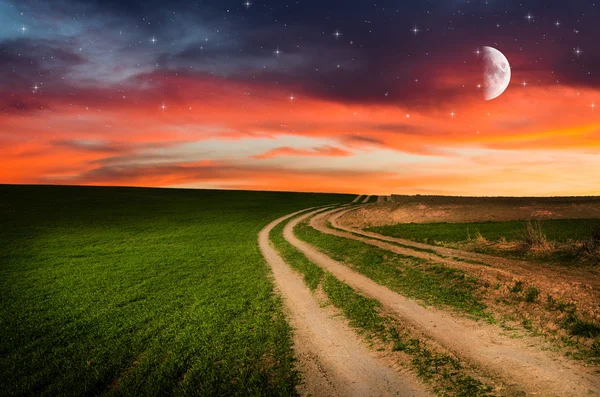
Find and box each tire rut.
[259,208,432,397]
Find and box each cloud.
[252,145,353,159]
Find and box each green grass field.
[0,185,350,396]
[368,219,600,244]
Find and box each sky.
[1,0,600,195]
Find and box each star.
[288,94,295,102]
[274,46,283,57]
[160,103,167,112]
[20,25,27,33]
[333,30,342,39]
[243,1,252,9]
[554,20,561,27]
[591,103,596,110]
[525,13,534,22]
[150,36,157,44]
[450,110,456,119]
[573,47,583,58]
[474,48,482,57]
[411,25,420,35]
[521,81,528,87]
[32,84,39,92]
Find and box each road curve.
[284,208,600,397]
[258,208,432,397]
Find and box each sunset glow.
[2,1,599,195]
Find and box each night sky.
[2,0,600,195]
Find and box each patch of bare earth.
[258,210,432,397]
[342,195,600,227]
[290,208,600,396]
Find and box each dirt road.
[327,206,600,317]
[285,208,600,397]
[351,195,362,203]
[258,209,432,397]
[362,195,371,203]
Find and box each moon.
[482,46,511,100]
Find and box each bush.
[570,319,600,338]
[525,287,539,303]
[509,281,524,293]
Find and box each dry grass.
[518,221,554,253]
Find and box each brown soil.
[286,208,600,397]
[342,195,600,227]
[258,209,432,397]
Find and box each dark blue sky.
[2,0,598,106]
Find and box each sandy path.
[259,209,432,397]
[351,195,362,203]
[285,209,600,397]
[330,207,600,292]
[362,195,371,204]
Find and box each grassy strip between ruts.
[270,215,495,397]
[295,220,491,320]
[0,185,351,396]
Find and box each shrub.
[570,318,600,338]
[509,281,524,293]
[525,287,539,303]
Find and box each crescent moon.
[482,46,511,100]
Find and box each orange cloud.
[252,145,352,159]
[2,71,600,195]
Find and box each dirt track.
[284,208,600,397]
[351,195,362,203]
[258,208,432,397]
[329,206,600,319]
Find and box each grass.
[369,219,599,244]
[270,215,493,396]
[270,220,324,291]
[368,219,600,264]
[295,221,490,319]
[0,184,350,396]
